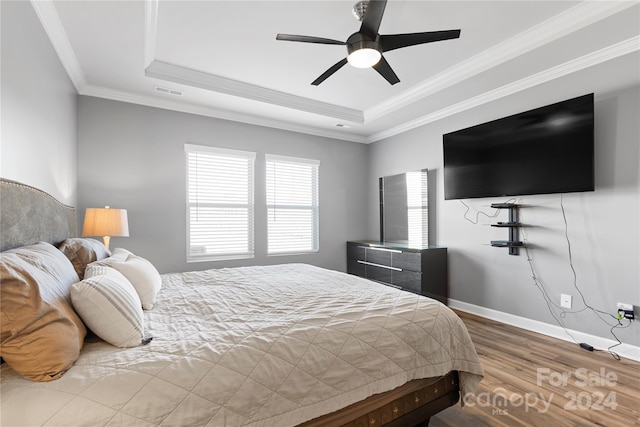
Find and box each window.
[266,154,319,255]
[185,144,255,262]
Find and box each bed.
[0,178,483,426]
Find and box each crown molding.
[30,0,86,92]
[35,0,638,144]
[145,60,364,124]
[80,84,368,144]
[367,36,640,143]
[364,0,638,123]
[144,0,362,124]
[143,0,159,69]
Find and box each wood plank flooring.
[430,311,640,427]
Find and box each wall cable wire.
[459,195,632,360]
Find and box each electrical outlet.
[561,294,572,309]
[617,302,635,321]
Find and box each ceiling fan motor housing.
[346,32,381,56]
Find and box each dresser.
[346,241,448,304]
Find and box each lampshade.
[82,206,129,249]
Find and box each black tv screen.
[443,93,595,200]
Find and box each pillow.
[71,265,146,348]
[0,242,86,382]
[90,248,161,310]
[58,238,111,280]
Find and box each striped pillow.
[71,265,145,347]
[95,248,161,310]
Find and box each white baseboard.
[449,299,640,362]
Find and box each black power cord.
[459,198,516,224]
[459,195,632,360]
[520,194,633,360]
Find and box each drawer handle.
[357,260,403,271]
[365,246,402,254]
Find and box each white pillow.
[71,265,145,348]
[90,248,162,310]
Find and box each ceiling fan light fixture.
[276,0,461,85]
[347,47,381,68]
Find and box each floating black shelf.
[491,222,520,228]
[490,203,522,255]
[490,240,524,247]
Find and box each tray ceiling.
[35,0,640,143]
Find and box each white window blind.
[185,144,255,262]
[406,170,428,246]
[266,154,319,255]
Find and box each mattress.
[1,263,483,426]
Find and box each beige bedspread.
[1,263,483,426]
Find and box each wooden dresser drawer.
[364,247,396,265]
[347,243,365,261]
[365,263,394,285]
[391,251,421,272]
[346,241,448,305]
[347,259,365,277]
[392,270,422,293]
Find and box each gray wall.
[4,0,637,350]
[77,97,369,274]
[0,1,78,206]
[368,56,640,346]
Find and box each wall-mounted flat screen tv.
[443,93,594,200]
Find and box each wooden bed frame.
[0,178,461,426]
[301,373,459,427]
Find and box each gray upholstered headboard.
[0,178,77,251]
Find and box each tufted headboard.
[0,178,77,251]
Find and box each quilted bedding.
[1,263,483,426]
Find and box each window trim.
[265,154,320,256]
[184,144,256,262]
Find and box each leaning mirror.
[379,169,428,246]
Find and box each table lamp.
[82,206,129,250]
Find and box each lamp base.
[102,236,111,250]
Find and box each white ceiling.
[36,0,640,143]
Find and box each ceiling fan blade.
[311,58,348,86]
[372,55,400,85]
[359,0,387,37]
[380,30,461,52]
[276,34,345,45]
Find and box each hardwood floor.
[430,311,640,427]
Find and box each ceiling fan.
[276,0,461,86]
